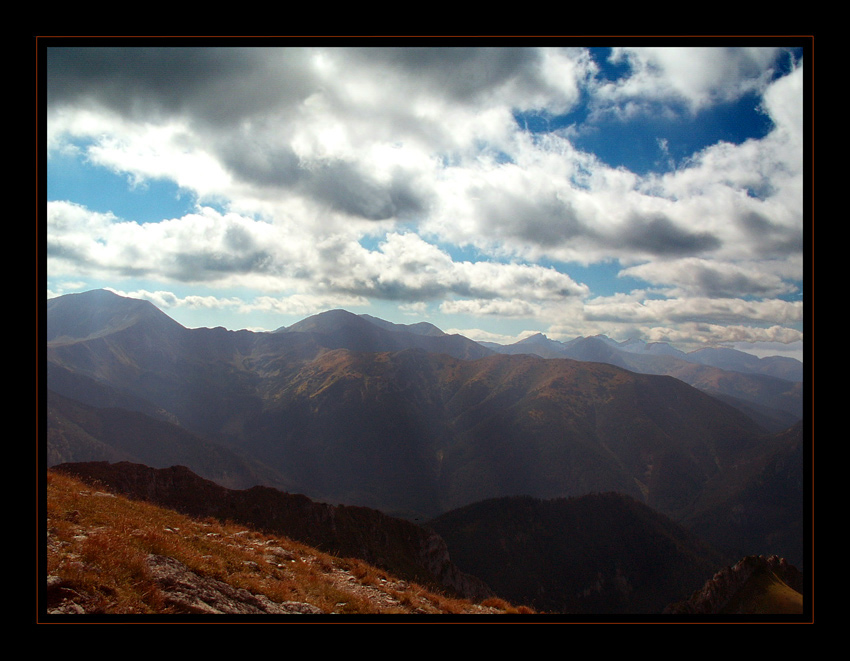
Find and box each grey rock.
[145,554,322,615]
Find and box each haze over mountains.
[44,289,807,613]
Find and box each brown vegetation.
[43,469,531,617]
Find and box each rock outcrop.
[47,556,324,615]
[142,554,324,615]
[664,555,803,614]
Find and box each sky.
[43,40,808,360]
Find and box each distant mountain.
[47,288,184,344]
[663,362,803,431]
[276,308,492,360]
[358,313,446,337]
[280,310,447,339]
[488,333,803,430]
[493,332,803,382]
[616,338,689,359]
[687,346,803,382]
[428,492,729,615]
[494,333,568,359]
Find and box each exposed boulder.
[143,554,323,615]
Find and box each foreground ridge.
[43,469,531,617]
[49,460,494,603]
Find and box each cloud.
[107,288,244,312]
[619,258,798,298]
[336,46,591,116]
[443,327,540,344]
[421,56,802,267]
[47,200,589,309]
[47,47,803,264]
[47,201,296,286]
[46,47,591,224]
[616,213,721,256]
[531,291,803,352]
[583,294,802,326]
[301,160,428,221]
[100,288,370,328]
[47,47,317,127]
[595,46,786,115]
[440,298,540,318]
[45,44,805,350]
[239,293,370,318]
[314,232,589,304]
[642,323,803,347]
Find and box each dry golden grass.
[44,469,533,617]
[720,569,804,615]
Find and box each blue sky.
[44,42,807,358]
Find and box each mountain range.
[43,289,808,613]
[481,332,802,432]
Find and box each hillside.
[428,493,730,615]
[44,468,530,618]
[680,421,805,569]
[50,460,493,602]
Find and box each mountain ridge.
[487,332,802,430]
[47,289,185,345]
[49,289,802,371]
[45,289,805,567]
[493,329,803,383]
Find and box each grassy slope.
[720,569,804,615]
[43,470,530,617]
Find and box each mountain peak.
[517,332,548,343]
[279,309,365,334]
[47,289,184,343]
[359,314,446,338]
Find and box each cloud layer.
[45,44,806,350]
